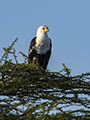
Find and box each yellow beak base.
[44,28,49,32]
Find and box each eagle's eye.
[43,28,45,30]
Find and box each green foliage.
[0,38,90,120]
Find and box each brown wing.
[28,37,36,63]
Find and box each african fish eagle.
[28,25,52,69]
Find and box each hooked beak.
[44,28,49,32]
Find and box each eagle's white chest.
[35,34,50,54]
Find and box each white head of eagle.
[28,25,52,69]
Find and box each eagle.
[28,25,52,69]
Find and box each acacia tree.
[0,38,90,120]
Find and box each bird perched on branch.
[28,25,52,69]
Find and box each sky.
[0,0,90,75]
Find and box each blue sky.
[0,0,90,75]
